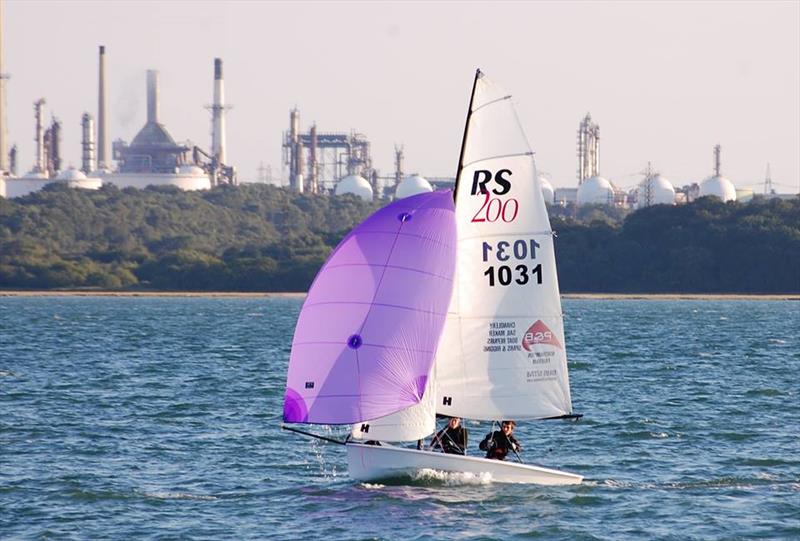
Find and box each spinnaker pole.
[452,68,482,202]
[281,425,347,445]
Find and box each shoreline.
[0,291,797,301]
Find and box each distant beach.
[0,291,797,301]
[0,291,306,298]
[562,293,800,301]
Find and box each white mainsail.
[435,72,573,421]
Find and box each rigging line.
[430,422,466,454]
[462,151,534,169]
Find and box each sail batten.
[463,151,535,169]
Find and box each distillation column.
[81,113,96,174]
[33,99,46,174]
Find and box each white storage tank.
[395,174,433,199]
[335,174,373,201]
[699,174,737,202]
[577,176,614,205]
[99,166,211,191]
[539,175,555,204]
[636,174,675,208]
[56,168,102,190]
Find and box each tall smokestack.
[309,124,318,193]
[48,117,61,176]
[147,70,160,124]
[97,45,108,171]
[0,1,8,174]
[289,108,300,191]
[211,58,226,164]
[81,113,96,174]
[33,98,45,174]
[394,144,404,187]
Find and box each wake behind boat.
[282,69,582,485]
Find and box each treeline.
[0,183,798,292]
[552,197,800,293]
[0,183,379,291]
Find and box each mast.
[453,68,482,201]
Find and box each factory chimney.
[33,99,46,174]
[289,108,302,192]
[147,70,160,124]
[45,117,62,176]
[309,124,317,193]
[394,145,404,187]
[8,143,16,176]
[97,45,109,171]
[210,58,227,164]
[0,0,8,174]
[81,113,96,174]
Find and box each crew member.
[430,417,468,455]
[479,420,521,460]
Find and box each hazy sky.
[4,1,799,192]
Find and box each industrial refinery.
[0,2,795,206]
[0,33,235,198]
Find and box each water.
[1,297,798,540]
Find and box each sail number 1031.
[482,239,543,287]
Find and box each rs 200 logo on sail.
[470,169,518,223]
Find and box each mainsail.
[436,71,574,420]
[283,190,457,425]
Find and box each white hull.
[346,442,582,485]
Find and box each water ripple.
[1,297,798,540]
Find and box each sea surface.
[0,297,798,540]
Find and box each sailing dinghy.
[283,70,582,485]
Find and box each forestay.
[283,190,457,425]
[436,73,574,421]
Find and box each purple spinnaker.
[283,190,457,425]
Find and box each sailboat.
[283,70,582,485]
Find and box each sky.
[3,1,799,192]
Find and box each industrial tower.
[577,113,600,183]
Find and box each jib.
[470,169,512,196]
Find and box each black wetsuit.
[431,426,468,455]
[479,430,521,460]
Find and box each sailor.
[479,420,521,460]
[430,416,468,455]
